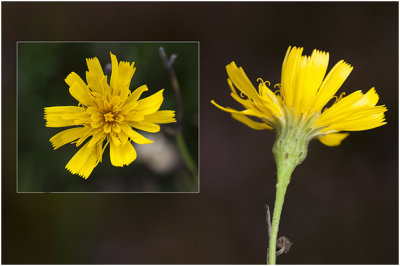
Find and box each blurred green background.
[18,42,198,192]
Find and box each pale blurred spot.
[135,133,181,174]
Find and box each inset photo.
[17,42,198,192]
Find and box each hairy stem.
[268,168,292,264]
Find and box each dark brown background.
[3,2,398,264]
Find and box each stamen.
[331,92,346,105]
[257,78,271,87]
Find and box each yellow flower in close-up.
[211,46,387,147]
[44,52,176,179]
[212,46,388,264]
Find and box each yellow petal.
[75,129,93,147]
[116,61,135,96]
[87,130,105,148]
[292,49,329,114]
[65,72,93,106]
[119,131,129,145]
[257,82,283,118]
[323,107,387,131]
[49,127,88,149]
[110,132,121,145]
[318,132,349,146]
[109,52,135,98]
[65,141,100,179]
[281,46,304,108]
[144,110,176,124]
[86,71,102,94]
[126,85,148,104]
[44,106,88,127]
[137,89,164,115]
[103,123,111,134]
[226,62,261,103]
[316,88,387,131]
[210,100,265,118]
[86,57,104,79]
[129,121,160,133]
[110,140,137,167]
[231,113,271,130]
[85,57,106,94]
[120,123,154,144]
[227,78,256,111]
[310,60,353,113]
[110,52,119,91]
[124,112,144,122]
[91,120,103,128]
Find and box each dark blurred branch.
[159,47,182,136]
[159,47,198,184]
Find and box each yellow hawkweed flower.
[44,52,176,179]
[212,46,387,264]
[211,46,387,146]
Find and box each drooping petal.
[110,140,137,167]
[210,100,266,118]
[231,113,271,130]
[49,127,88,149]
[227,78,256,111]
[226,62,261,103]
[318,132,349,146]
[144,110,176,124]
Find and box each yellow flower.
[44,52,176,179]
[211,46,387,146]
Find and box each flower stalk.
[268,109,320,264]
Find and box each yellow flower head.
[44,52,176,179]
[212,46,387,146]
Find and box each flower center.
[104,112,117,122]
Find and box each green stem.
[268,109,317,264]
[176,131,198,185]
[268,168,292,264]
